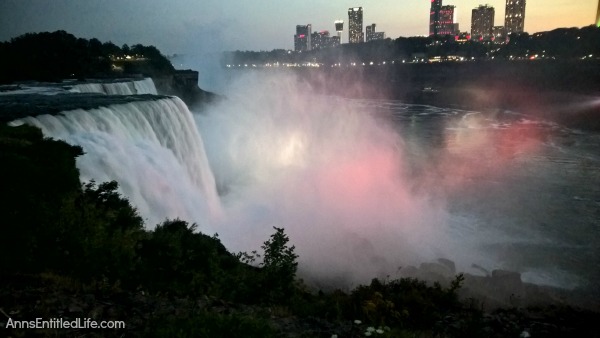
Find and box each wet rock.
[437,258,456,274]
[492,269,522,285]
[419,262,454,278]
[471,263,490,276]
[399,265,419,277]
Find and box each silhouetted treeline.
[0,30,174,83]
[224,25,600,65]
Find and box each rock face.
[154,70,218,110]
[492,269,522,285]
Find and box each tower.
[294,24,312,52]
[335,20,344,44]
[505,0,526,35]
[348,7,364,43]
[366,24,375,42]
[439,5,456,36]
[472,5,495,40]
[430,0,442,36]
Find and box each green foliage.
[59,180,145,282]
[136,219,240,296]
[348,274,465,329]
[146,311,276,338]
[0,30,175,83]
[260,227,299,303]
[0,125,146,280]
[0,124,83,273]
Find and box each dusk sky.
[0,0,597,56]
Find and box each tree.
[261,227,299,302]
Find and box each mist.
[15,72,594,291]
[193,71,529,287]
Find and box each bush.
[136,219,239,295]
[260,227,299,303]
[146,311,276,338]
[348,274,465,329]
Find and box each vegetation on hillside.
[0,30,175,83]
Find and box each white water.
[71,78,157,95]
[195,73,461,285]
[10,96,220,228]
[10,75,599,291]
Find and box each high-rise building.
[366,24,375,42]
[294,24,312,52]
[430,0,442,36]
[365,24,385,42]
[439,5,457,35]
[471,5,495,40]
[373,32,385,40]
[348,7,364,43]
[505,0,526,35]
[335,20,344,44]
[312,31,336,50]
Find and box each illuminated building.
[348,7,364,43]
[366,24,375,42]
[335,20,344,44]
[312,31,336,50]
[365,24,384,42]
[492,26,507,42]
[455,32,471,43]
[505,0,526,35]
[471,5,495,40]
[430,0,442,36]
[294,24,312,52]
[439,5,457,35]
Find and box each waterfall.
[71,78,158,95]
[10,95,221,230]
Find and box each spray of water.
[12,73,575,290]
[11,96,221,228]
[195,71,465,286]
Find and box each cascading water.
[71,78,157,95]
[10,95,221,229]
[8,75,599,295]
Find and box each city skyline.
[0,0,596,55]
